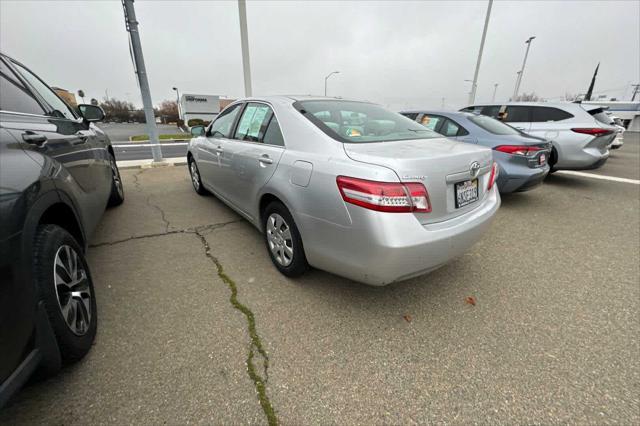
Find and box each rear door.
[525,105,576,143]
[222,102,285,218]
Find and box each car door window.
[234,103,271,142]
[10,61,76,120]
[209,103,242,138]
[503,106,532,123]
[0,61,45,115]
[531,106,574,122]
[440,119,464,137]
[480,105,501,118]
[263,116,284,147]
[418,114,444,131]
[401,112,418,120]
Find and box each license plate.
[455,179,479,208]
[539,153,546,165]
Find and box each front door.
[4,57,110,235]
[197,103,243,195]
[222,102,285,218]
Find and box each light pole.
[172,87,181,123]
[238,0,253,97]
[122,0,162,162]
[464,79,477,104]
[492,83,499,102]
[324,71,340,96]
[512,36,536,101]
[469,0,493,105]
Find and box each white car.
[461,102,618,171]
[606,112,625,150]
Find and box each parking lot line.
[556,170,640,185]
[112,142,189,147]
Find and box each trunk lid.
[343,138,494,224]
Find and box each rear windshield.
[588,108,613,125]
[468,114,520,136]
[294,100,440,143]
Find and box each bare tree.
[156,100,179,123]
[510,92,540,102]
[100,97,135,122]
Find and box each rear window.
[588,108,614,125]
[295,100,440,143]
[531,106,573,122]
[468,114,521,136]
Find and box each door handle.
[215,146,224,154]
[258,154,273,165]
[22,131,47,146]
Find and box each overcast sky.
[1,0,638,110]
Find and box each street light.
[512,36,536,100]
[324,71,340,96]
[172,87,181,123]
[492,83,499,102]
[468,0,493,104]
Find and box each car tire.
[548,147,558,174]
[33,225,97,364]
[262,202,309,277]
[188,157,209,195]
[107,152,124,207]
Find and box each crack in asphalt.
[89,220,242,248]
[193,229,278,426]
[95,169,277,423]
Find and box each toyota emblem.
[470,161,481,179]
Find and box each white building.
[179,94,220,126]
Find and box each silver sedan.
[187,96,500,285]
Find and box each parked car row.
[0,50,622,410]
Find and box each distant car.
[0,52,124,409]
[460,102,618,172]
[400,110,551,193]
[188,96,500,286]
[605,112,625,150]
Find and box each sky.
[1,0,638,111]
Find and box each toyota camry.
[187,97,500,285]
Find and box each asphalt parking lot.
[2,135,638,424]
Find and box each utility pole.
[492,83,498,102]
[172,87,182,122]
[324,71,340,96]
[238,0,253,97]
[512,36,536,101]
[122,0,162,162]
[469,0,493,105]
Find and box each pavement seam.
[88,220,242,248]
[193,229,278,426]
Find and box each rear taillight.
[336,176,431,213]
[494,145,541,156]
[487,162,498,190]
[571,128,613,136]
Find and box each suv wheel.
[263,202,309,277]
[33,225,97,363]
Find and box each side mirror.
[190,125,205,137]
[78,104,105,122]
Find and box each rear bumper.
[553,137,610,170]
[496,163,549,193]
[300,187,500,286]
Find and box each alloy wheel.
[266,213,294,267]
[53,245,92,336]
[190,161,200,191]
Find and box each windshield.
[468,114,521,136]
[295,100,441,143]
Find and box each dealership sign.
[180,94,220,114]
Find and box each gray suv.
[461,102,618,171]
